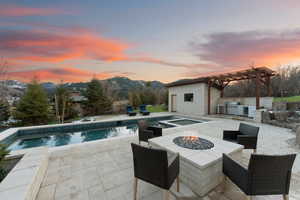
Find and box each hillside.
[1,77,166,100]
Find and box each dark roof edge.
[164,78,208,88]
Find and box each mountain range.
[1,77,166,100]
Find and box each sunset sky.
[1,0,300,83]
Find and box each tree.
[224,66,300,98]
[0,59,9,99]
[54,85,78,123]
[14,80,52,126]
[0,99,10,122]
[83,79,112,115]
[129,92,141,108]
[0,144,9,181]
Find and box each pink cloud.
[0,4,72,17]
[191,29,300,68]
[6,67,133,83]
[0,29,130,63]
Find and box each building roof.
[165,67,276,88]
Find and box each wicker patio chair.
[137,120,162,144]
[223,153,296,200]
[131,143,180,200]
[223,123,259,153]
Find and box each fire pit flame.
[183,136,198,142]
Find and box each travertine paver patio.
[36,117,300,200]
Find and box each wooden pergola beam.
[205,67,276,114]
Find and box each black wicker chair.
[137,120,162,144]
[131,143,180,200]
[223,123,259,153]
[223,153,296,200]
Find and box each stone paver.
[36,117,300,200]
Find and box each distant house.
[165,78,220,116]
[69,92,87,116]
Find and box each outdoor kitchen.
[216,97,273,118]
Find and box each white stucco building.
[166,79,221,116]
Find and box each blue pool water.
[7,117,175,150]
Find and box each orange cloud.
[0,4,71,17]
[0,29,130,63]
[6,67,131,83]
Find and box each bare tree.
[0,59,9,100]
[224,65,300,98]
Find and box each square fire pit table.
[149,131,243,197]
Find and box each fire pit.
[173,136,214,150]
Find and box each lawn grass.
[147,105,168,112]
[274,95,300,103]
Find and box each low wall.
[218,97,273,109]
[272,102,300,111]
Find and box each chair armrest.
[223,130,239,140]
[147,126,162,137]
[223,154,249,194]
[139,129,154,142]
[237,135,258,149]
[167,153,180,188]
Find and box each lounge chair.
[223,123,259,153]
[137,120,162,144]
[139,104,150,115]
[223,153,296,200]
[126,105,137,116]
[131,143,180,200]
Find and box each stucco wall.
[203,84,220,114]
[168,83,220,115]
[218,97,274,109]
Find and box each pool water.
[168,119,202,126]
[7,119,173,151]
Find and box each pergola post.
[220,88,224,98]
[255,72,261,109]
[208,81,211,115]
[266,76,272,96]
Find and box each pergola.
[207,67,276,114]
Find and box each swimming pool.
[6,116,175,150]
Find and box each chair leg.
[134,178,138,200]
[283,194,289,200]
[163,190,170,200]
[176,177,180,192]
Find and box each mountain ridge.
[1,77,166,100]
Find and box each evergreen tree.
[0,99,10,122]
[14,80,52,125]
[0,144,9,181]
[83,79,112,115]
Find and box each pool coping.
[0,147,49,200]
